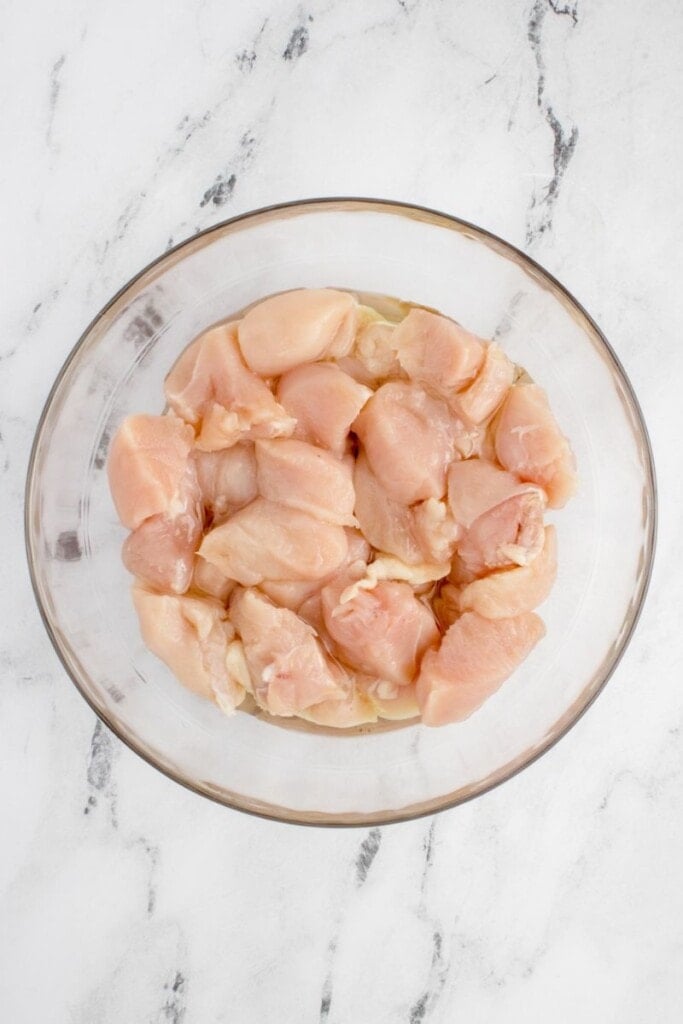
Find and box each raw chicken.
[108,414,196,530]
[459,526,557,618]
[412,498,460,564]
[300,688,378,728]
[393,308,485,395]
[457,489,546,577]
[495,383,577,508]
[456,342,515,424]
[199,498,349,585]
[353,451,424,564]
[254,438,357,526]
[261,528,370,611]
[230,587,348,715]
[337,553,448,605]
[276,362,372,455]
[417,611,545,725]
[321,578,439,685]
[432,583,461,631]
[358,677,420,721]
[237,289,358,375]
[133,586,245,713]
[164,323,295,450]
[194,444,258,518]
[191,556,235,602]
[351,316,403,383]
[123,510,202,594]
[354,382,463,504]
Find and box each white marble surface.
[2,0,682,1020]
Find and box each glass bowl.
[25,199,656,826]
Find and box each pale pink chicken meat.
[417,611,545,726]
[276,362,372,455]
[193,444,258,518]
[260,529,370,612]
[456,489,546,577]
[459,525,557,619]
[349,317,403,384]
[495,383,577,508]
[191,556,235,602]
[123,510,202,594]
[321,578,439,685]
[393,308,486,396]
[133,587,245,713]
[108,414,196,530]
[237,289,358,376]
[254,438,357,527]
[164,323,294,450]
[353,451,424,564]
[300,688,378,728]
[354,382,465,504]
[456,342,515,424]
[230,587,348,715]
[199,497,348,585]
[448,459,532,530]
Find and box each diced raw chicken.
[321,579,439,685]
[254,438,357,526]
[412,498,460,564]
[191,556,235,602]
[199,498,348,585]
[457,489,546,576]
[132,586,245,713]
[300,687,378,728]
[123,510,202,594]
[354,382,463,504]
[261,528,370,611]
[337,553,448,605]
[495,383,577,508]
[358,677,420,721]
[393,308,485,395]
[193,444,258,518]
[448,459,530,529]
[108,414,196,530]
[230,588,348,715]
[164,323,295,450]
[353,452,424,564]
[456,342,515,424]
[352,318,403,382]
[276,362,372,455]
[416,611,545,726]
[459,526,557,619]
[237,289,358,375]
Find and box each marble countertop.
[2,1,682,1020]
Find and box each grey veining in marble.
[2,1,682,1021]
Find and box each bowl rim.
[24,196,658,827]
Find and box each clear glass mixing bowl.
[25,199,656,825]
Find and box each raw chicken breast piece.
[354,382,463,504]
[237,289,358,376]
[353,452,424,564]
[199,498,349,585]
[457,489,546,576]
[261,529,370,611]
[321,579,439,685]
[352,317,403,382]
[495,383,577,508]
[255,438,357,526]
[230,588,348,715]
[459,526,557,619]
[456,342,515,424]
[276,362,372,455]
[393,308,485,395]
[108,414,196,530]
[133,587,245,713]
[123,510,202,594]
[300,687,378,728]
[164,323,295,450]
[194,444,258,518]
[192,556,235,602]
[448,459,543,529]
[417,611,545,726]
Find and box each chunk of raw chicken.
[337,553,448,605]
[193,444,258,518]
[448,459,531,529]
[300,687,378,728]
[358,677,421,721]
[199,498,348,585]
[456,489,546,577]
[321,579,439,685]
[412,498,460,564]
[132,586,245,713]
[416,611,545,726]
[108,414,196,530]
[276,362,372,455]
[459,526,557,619]
[260,529,370,611]
[164,323,295,450]
[191,556,235,602]
[456,342,515,424]
[123,510,202,594]
[254,438,357,526]
[495,383,577,508]
[354,382,464,504]
[230,588,348,715]
[353,451,424,564]
[393,308,485,395]
[237,289,358,376]
[350,316,403,383]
